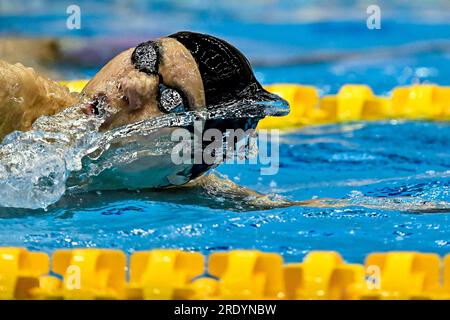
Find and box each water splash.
[0,97,285,209]
[0,102,108,209]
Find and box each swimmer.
[0,31,290,204]
[0,32,448,212]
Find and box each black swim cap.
[169,31,262,108]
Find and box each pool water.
[1,1,450,263]
[0,121,448,263]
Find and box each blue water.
[1,120,448,263]
[1,1,450,263]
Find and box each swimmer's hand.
[295,197,450,214]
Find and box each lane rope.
[0,248,449,299]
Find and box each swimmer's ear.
[131,41,160,75]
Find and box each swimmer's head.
[81,31,289,186]
[82,31,288,131]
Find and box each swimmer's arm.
[0,59,77,140]
[186,173,450,213]
[184,173,348,211]
[24,173,449,214]
[184,173,302,211]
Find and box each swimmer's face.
[82,36,205,129]
[82,31,287,131]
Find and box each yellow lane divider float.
[2,248,450,300]
[258,83,450,129]
[59,79,89,93]
[59,80,450,129]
